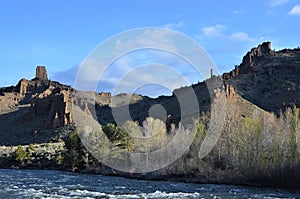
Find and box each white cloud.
[288,4,300,15]
[201,25,254,42]
[98,50,201,96]
[61,28,215,96]
[270,0,289,7]
[114,29,180,53]
[230,32,255,42]
[162,21,184,29]
[51,28,212,97]
[202,24,226,37]
[112,63,189,96]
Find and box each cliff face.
[33,88,72,129]
[223,41,300,114]
[0,66,72,145]
[239,41,273,74]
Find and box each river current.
[0,169,299,199]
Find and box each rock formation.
[15,78,33,96]
[225,84,236,100]
[223,41,300,114]
[99,92,111,98]
[0,66,72,132]
[33,88,72,129]
[35,66,48,81]
[239,41,273,74]
[223,42,273,80]
[14,67,50,98]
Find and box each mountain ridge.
[0,41,299,145]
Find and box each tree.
[63,129,85,171]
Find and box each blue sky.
[1,0,300,97]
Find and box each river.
[0,169,299,199]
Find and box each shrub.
[56,154,64,165]
[14,145,32,166]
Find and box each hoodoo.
[35,66,48,81]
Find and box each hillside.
[223,41,300,114]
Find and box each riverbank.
[0,142,65,170]
[1,105,300,189]
[1,141,299,190]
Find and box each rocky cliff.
[0,66,72,145]
[223,41,300,114]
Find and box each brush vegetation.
[62,104,300,187]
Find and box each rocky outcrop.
[223,42,273,80]
[213,84,237,102]
[0,66,73,135]
[225,84,237,100]
[223,41,300,114]
[239,41,273,74]
[33,89,72,129]
[32,66,73,129]
[35,66,48,81]
[15,78,33,96]
[99,92,111,98]
[14,77,49,99]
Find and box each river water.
[0,169,299,199]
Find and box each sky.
[1,0,299,97]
